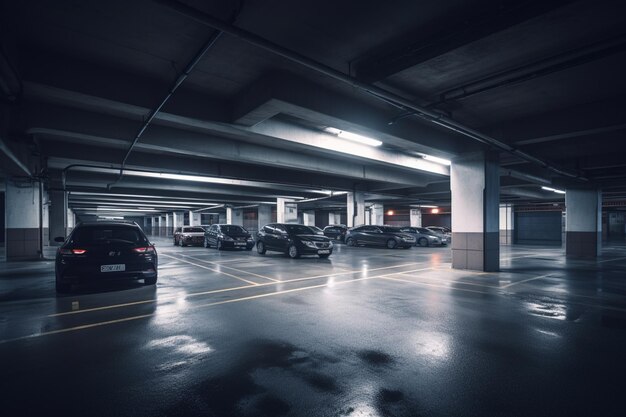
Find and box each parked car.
[257,223,334,258]
[174,226,206,247]
[323,224,348,242]
[399,227,445,247]
[308,225,325,235]
[344,225,415,249]
[54,221,157,293]
[425,226,452,244]
[204,224,255,250]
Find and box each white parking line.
[180,254,280,282]
[160,253,259,285]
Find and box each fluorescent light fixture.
[410,204,438,208]
[421,154,451,166]
[325,127,382,147]
[541,186,566,194]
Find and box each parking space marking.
[395,270,500,289]
[49,262,429,317]
[4,268,431,344]
[597,256,626,264]
[179,254,280,282]
[501,273,552,288]
[380,275,489,295]
[160,253,259,285]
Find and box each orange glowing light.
[431,208,440,214]
[387,210,394,216]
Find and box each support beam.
[410,209,422,227]
[451,152,500,271]
[258,204,272,231]
[565,189,601,258]
[499,204,514,245]
[276,198,298,224]
[347,192,365,227]
[5,179,41,260]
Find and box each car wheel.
[418,237,428,247]
[257,241,266,254]
[318,254,330,259]
[144,275,157,285]
[204,238,210,248]
[217,240,223,250]
[386,239,397,249]
[287,244,300,259]
[346,237,355,247]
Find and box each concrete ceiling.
[1,0,625,217]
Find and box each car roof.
[77,221,139,227]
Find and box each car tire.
[418,237,428,247]
[346,237,355,247]
[386,239,397,249]
[217,240,223,250]
[144,275,157,285]
[204,238,210,248]
[318,254,330,259]
[257,241,266,254]
[287,244,300,259]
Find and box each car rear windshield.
[220,225,247,234]
[72,226,148,245]
[183,227,205,233]
[285,225,316,235]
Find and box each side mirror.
[54,236,65,243]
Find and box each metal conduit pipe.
[107,2,243,189]
[154,0,586,181]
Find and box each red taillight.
[133,246,155,254]
[60,248,87,255]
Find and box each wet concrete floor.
[1,238,626,416]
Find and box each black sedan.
[256,223,334,258]
[55,221,158,293]
[323,224,348,242]
[344,225,415,249]
[204,224,255,250]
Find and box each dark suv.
[257,223,334,258]
[54,221,158,293]
[204,224,255,250]
[344,225,415,249]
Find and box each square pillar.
[451,152,500,272]
[258,204,272,230]
[277,198,298,223]
[49,190,67,244]
[410,209,422,227]
[370,204,384,226]
[165,213,173,237]
[188,210,201,226]
[6,180,41,260]
[303,211,315,226]
[565,189,601,258]
[499,204,514,245]
[347,192,365,227]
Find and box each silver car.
[425,226,452,244]
[399,227,445,247]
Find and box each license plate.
[336,236,341,240]
[318,250,330,254]
[235,242,246,246]
[101,264,125,272]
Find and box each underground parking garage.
[1,0,626,416]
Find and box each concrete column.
[277,198,298,223]
[188,210,201,226]
[152,216,159,235]
[42,190,49,246]
[165,213,173,237]
[303,211,315,226]
[226,207,244,226]
[49,190,67,244]
[347,192,365,227]
[258,204,272,230]
[499,204,514,245]
[370,203,384,226]
[328,212,337,225]
[565,189,601,258]
[67,209,75,233]
[410,209,422,227]
[451,152,500,271]
[172,211,184,230]
[160,215,166,236]
[6,180,41,260]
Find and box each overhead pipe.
[107,3,243,189]
[154,0,586,181]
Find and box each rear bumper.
[57,263,157,283]
[182,236,204,245]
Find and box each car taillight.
[59,248,87,255]
[133,246,156,254]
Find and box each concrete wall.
[6,180,40,260]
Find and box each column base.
[7,228,40,261]
[566,231,600,258]
[452,232,500,272]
